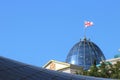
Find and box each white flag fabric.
[84,21,93,27]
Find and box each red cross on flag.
[84,21,93,27]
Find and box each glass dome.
[66,38,106,70]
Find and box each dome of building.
[66,38,106,70]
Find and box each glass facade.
[0,56,112,80]
[66,38,106,70]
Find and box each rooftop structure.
[43,60,82,74]
[66,38,106,70]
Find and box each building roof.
[0,56,112,80]
[43,60,70,68]
[43,60,82,71]
[43,60,70,71]
[106,57,120,64]
[114,54,120,58]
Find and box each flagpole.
[84,21,87,39]
[84,27,87,38]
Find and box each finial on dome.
[81,37,87,41]
[83,37,87,41]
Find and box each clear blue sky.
[0,0,120,67]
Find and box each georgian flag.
[84,21,93,27]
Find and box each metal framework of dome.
[66,38,106,70]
